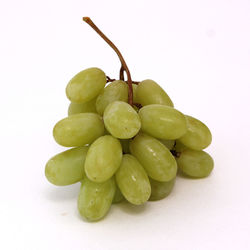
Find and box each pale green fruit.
[136,79,173,107]
[116,154,151,205]
[132,83,138,103]
[84,135,122,183]
[45,146,88,186]
[53,113,104,147]
[177,149,214,178]
[158,139,175,150]
[179,115,212,150]
[96,80,128,115]
[139,104,187,140]
[78,177,115,221]
[149,177,175,201]
[68,98,97,116]
[130,134,177,182]
[112,183,125,204]
[66,67,106,103]
[103,101,141,139]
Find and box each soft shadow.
[44,182,80,202]
[117,201,147,215]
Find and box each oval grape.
[78,177,115,221]
[132,83,139,103]
[103,101,141,139]
[45,146,88,186]
[96,80,128,115]
[66,67,106,103]
[136,79,173,107]
[130,133,177,182]
[116,154,151,205]
[68,98,97,116]
[158,139,175,150]
[53,113,104,147]
[84,135,122,182]
[149,177,175,201]
[176,149,214,178]
[112,183,125,204]
[139,104,187,140]
[179,115,212,150]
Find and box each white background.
[0,0,250,249]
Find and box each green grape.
[176,149,214,178]
[139,104,187,140]
[53,113,104,147]
[115,154,151,205]
[78,177,115,221]
[84,135,122,182]
[132,83,138,103]
[174,140,187,152]
[130,133,177,182]
[120,139,130,153]
[45,146,88,186]
[66,67,106,103]
[68,98,97,116]
[158,139,175,150]
[136,79,173,107]
[112,183,125,204]
[149,177,175,201]
[103,101,141,139]
[96,80,128,115]
[179,115,212,150]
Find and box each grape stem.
[83,17,134,106]
[106,76,116,83]
[106,75,140,85]
[119,66,125,81]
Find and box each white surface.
[0,0,250,249]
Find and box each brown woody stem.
[106,76,116,83]
[83,17,133,106]
[119,66,125,81]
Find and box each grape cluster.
[45,67,214,222]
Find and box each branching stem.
[83,17,133,105]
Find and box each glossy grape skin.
[139,104,187,140]
[103,101,141,139]
[68,98,97,116]
[53,113,104,147]
[115,154,151,205]
[66,67,106,103]
[136,79,173,107]
[179,115,212,150]
[176,149,214,178]
[130,134,177,182]
[78,177,115,221]
[84,135,122,183]
[45,146,88,186]
[120,139,130,153]
[112,183,125,204]
[159,139,175,150]
[96,80,128,115]
[149,177,175,201]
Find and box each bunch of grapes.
[45,17,213,222]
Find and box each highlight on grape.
[45,17,214,222]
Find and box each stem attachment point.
[83,17,133,106]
